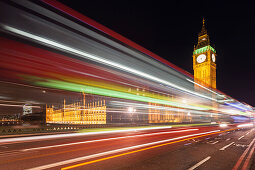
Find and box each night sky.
[58,0,255,106]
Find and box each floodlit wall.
[46,97,106,124]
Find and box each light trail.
[27,130,221,170]
[2,25,218,102]
[60,128,239,170]
[34,77,211,111]
[110,100,219,116]
[0,103,40,108]
[237,123,253,128]
[186,78,221,96]
[22,128,199,151]
[0,126,173,145]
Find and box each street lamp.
[128,107,135,113]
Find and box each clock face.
[212,54,216,62]
[196,54,206,63]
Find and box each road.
[0,124,254,170]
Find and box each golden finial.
[202,18,205,25]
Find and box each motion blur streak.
[23,128,199,151]
[35,77,211,111]
[237,123,253,128]
[2,25,218,101]
[186,78,221,96]
[0,126,173,144]
[41,0,194,78]
[0,104,40,108]
[27,130,220,170]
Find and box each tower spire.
[195,18,210,49]
[199,18,207,36]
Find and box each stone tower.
[193,18,216,89]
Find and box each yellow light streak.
[62,128,237,170]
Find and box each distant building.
[46,93,106,124]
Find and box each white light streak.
[110,101,219,116]
[237,123,253,128]
[186,78,222,97]
[3,25,217,102]
[0,103,40,108]
[219,123,228,128]
[27,130,220,170]
[0,126,173,144]
[22,128,198,151]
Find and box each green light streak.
[34,79,211,111]
[194,45,216,55]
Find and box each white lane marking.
[22,129,198,151]
[246,129,252,136]
[211,141,219,144]
[219,142,234,151]
[0,126,174,145]
[188,156,211,170]
[238,136,244,140]
[26,130,220,170]
[226,138,230,141]
[207,140,218,144]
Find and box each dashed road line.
[238,136,244,140]
[188,156,211,170]
[220,142,234,151]
[207,141,219,145]
[246,129,252,136]
[211,141,219,144]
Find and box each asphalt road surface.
[0,124,254,170]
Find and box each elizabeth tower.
[193,19,216,89]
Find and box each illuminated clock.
[212,54,216,62]
[196,54,206,63]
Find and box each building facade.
[46,94,107,125]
